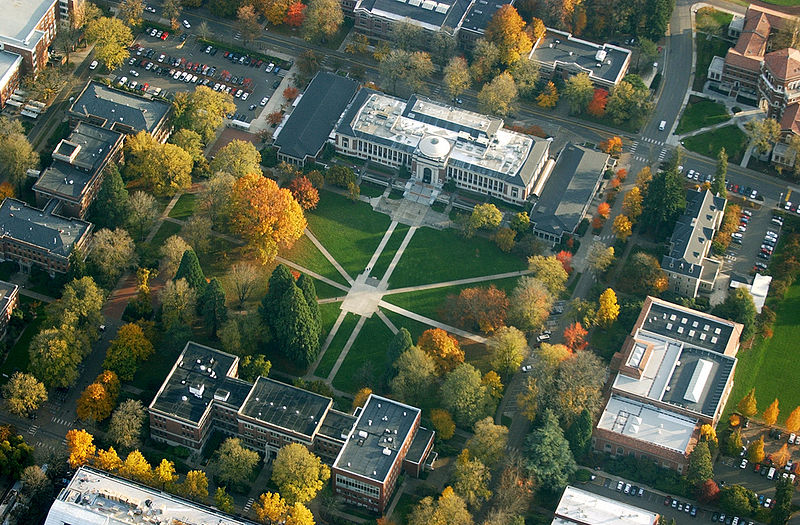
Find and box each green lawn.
[683,125,749,163]
[696,7,733,33]
[694,34,733,91]
[676,97,730,134]
[724,282,800,424]
[151,220,182,246]
[168,194,196,219]
[332,315,395,393]
[761,0,800,5]
[369,225,411,281]
[0,299,46,379]
[320,302,343,342]
[383,277,519,323]
[281,235,350,287]
[380,308,433,341]
[360,182,387,198]
[306,191,392,278]
[195,236,244,279]
[313,280,347,299]
[388,227,526,288]
[314,312,358,379]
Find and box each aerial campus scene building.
[2,0,800,524]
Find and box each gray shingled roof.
[661,189,725,277]
[0,198,91,257]
[69,81,171,134]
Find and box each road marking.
[243,498,255,512]
[51,416,72,426]
[28,425,38,436]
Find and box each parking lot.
[717,196,783,282]
[111,28,291,125]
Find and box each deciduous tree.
[442,363,490,427]
[712,148,727,197]
[126,190,159,239]
[536,81,558,108]
[181,470,209,500]
[272,443,330,504]
[230,173,306,264]
[2,372,47,417]
[119,0,144,27]
[697,479,720,503]
[563,322,588,351]
[408,487,473,525]
[391,346,437,405]
[786,406,800,432]
[713,287,757,341]
[774,443,791,468]
[453,450,491,509]
[508,276,553,332]
[484,5,532,65]
[478,72,518,116]
[0,124,38,193]
[444,56,471,99]
[418,328,464,374]
[744,118,781,155]
[622,187,643,220]
[254,492,289,523]
[587,88,608,117]
[612,214,632,241]
[104,323,154,380]
[286,2,307,26]
[29,327,82,388]
[94,446,123,472]
[431,409,456,440]
[764,398,780,426]
[444,285,508,334]
[85,17,132,70]
[488,326,527,375]
[466,418,508,467]
[596,288,620,327]
[587,242,615,273]
[108,399,146,450]
[563,72,594,114]
[172,87,236,143]
[288,176,319,210]
[155,459,177,489]
[214,437,259,488]
[528,255,568,295]
[237,4,262,42]
[210,139,262,178]
[301,0,343,41]
[77,382,115,422]
[66,429,96,468]
[747,436,765,463]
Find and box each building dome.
[418,135,451,159]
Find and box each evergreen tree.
[771,478,794,525]
[67,248,86,281]
[275,286,320,368]
[712,148,727,198]
[296,274,322,341]
[687,441,713,485]
[565,408,593,458]
[260,264,296,323]
[201,278,228,337]
[642,168,686,236]
[174,250,206,290]
[525,409,576,491]
[90,166,130,229]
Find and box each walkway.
[304,228,354,285]
[378,301,486,343]
[382,269,532,296]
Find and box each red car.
[160,31,169,40]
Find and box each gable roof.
[764,47,800,81]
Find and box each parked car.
[617,481,624,491]
[89,60,98,70]
[182,19,191,28]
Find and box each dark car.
[713,512,720,522]
[664,496,672,506]
[690,506,697,517]
[273,79,281,89]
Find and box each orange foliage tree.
[587,88,608,117]
[556,250,573,273]
[599,136,623,155]
[229,173,306,264]
[563,322,588,351]
[591,215,604,230]
[287,176,319,210]
[616,168,627,181]
[267,111,284,125]
[285,1,306,26]
[0,182,14,201]
[283,86,299,100]
[418,328,464,375]
[597,202,611,219]
[443,285,509,334]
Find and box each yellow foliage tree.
[763,398,780,426]
[747,436,765,463]
[622,187,643,220]
[699,424,717,445]
[612,214,632,241]
[484,5,532,65]
[482,370,504,400]
[773,443,791,468]
[352,387,372,411]
[431,409,456,440]
[94,447,122,472]
[229,173,306,264]
[119,450,152,483]
[737,388,758,418]
[418,328,464,375]
[76,383,115,422]
[285,502,315,525]
[536,81,558,109]
[154,458,177,489]
[181,470,209,501]
[729,414,741,427]
[786,405,800,432]
[254,492,288,523]
[272,443,330,504]
[596,288,620,327]
[66,429,96,468]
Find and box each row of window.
[336,474,380,497]
[346,138,409,166]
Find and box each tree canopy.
[271,443,330,504]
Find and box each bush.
[573,469,592,483]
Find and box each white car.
[145,62,153,71]
[117,76,128,86]
[145,5,156,13]
[687,169,695,179]
[129,80,138,89]
[174,71,182,79]
[740,458,748,469]
[89,60,98,70]
[266,62,274,73]
[521,364,531,372]
[235,89,243,98]
[182,19,191,29]
[184,74,193,83]
[214,83,221,91]
[158,54,166,63]
[241,92,249,100]
[260,96,269,106]
[153,87,162,96]
[129,69,139,77]
[225,86,232,94]
[789,433,796,444]
[150,28,158,37]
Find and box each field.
[168,193,196,219]
[314,312,358,379]
[724,282,800,424]
[676,97,730,134]
[693,34,733,91]
[282,235,350,286]
[683,125,749,163]
[332,315,395,393]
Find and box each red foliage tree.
[697,479,720,503]
[283,86,300,100]
[597,202,611,218]
[443,285,509,334]
[267,111,284,125]
[591,216,604,230]
[286,1,306,26]
[563,322,588,351]
[616,168,627,181]
[555,250,573,273]
[610,178,621,189]
[587,88,608,117]
[288,176,320,210]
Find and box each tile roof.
[764,48,800,81]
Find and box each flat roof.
[730,273,771,313]
[532,29,631,85]
[0,0,54,48]
[597,394,697,454]
[405,426,434,464]
[642,300,736,354]
[461,0,512,33]
[319,409,358,442]
[338,91,549,186]
[553,485,659,525]
[35,123,124,201]
[334,395,420,483]
[354,0,469,31]
[0,198,91,257]
[239,377,332,439]
[45,466,258,525]
[70,81,171,134]
[532,143,608,237]
[0,50,21,86]
[150,342,249,424]
[273,72,359,161]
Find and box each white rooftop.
[45,467,253,525]
[597,394,697,453]
[0,0,53,49]
[730,273,771,313]
[553,486,659,525]
[350,93,536,178]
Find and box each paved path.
[318,296,347,304]
[365,220,398,272]
[17,288,55,303]
[375,309,398,334]
[378,301,486,343]
[274,256,350,292]
[304,228,355,285]
[378,226,417,288]
[327,315,367,382]
[382,269,532,296]
[306,310,348,377]
[144,193,182,244]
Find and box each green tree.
[0,126,38,192]
[85,17,132,70]
[641,167,686,236]
[528,255,568,295]
[0,426,35,478]
[239,354,272,382]
[744,118,781,155]
[391,346,437,405]
[213,437,259,488]
[214,487,234,513]
[525,409,576,491]
[478,72,518,117]
[275,286,321,368]
[465,417,508,467]
[119,0,144,27]
[713,287,757,341]
[90,166,129,229]
[586,242,615,273]
[771,477,794,525]
[508,276,553,332]
[201,277,228,337]
[509,58,540,98]
[441,363,490,427]
[712,148,727,197]
[124,131,192,196]
[272,443,330,504]
[392,19,422,51]
[174,250,207,290]
[103,323,154,381]
[29,327,82,388]
[444,56,471,99]
[488,326,528,375]
[2,372,47,417]
[469,204,503,233]
[605,80,653,125]
[172,87,236,143]
[209,139,262,178]
[49,276,105,341]
[563,72,594,114]
[297,274,322,342]
[719,485,756,516]
[737,388,758,418]
[470,39,501,83]
[108,399,146,450]
[453,450,492,509]
[301,0,343,41]
[565,408,593,458]
[408,487,473,525]
[687,441,713,485]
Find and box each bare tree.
[226,263,261,308]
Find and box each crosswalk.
[657,148,668,162]
[640,137,665,146]
[28,425,38,436]
[52,416,73,426]
[243,498,255,513]
[632,155,649,163]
